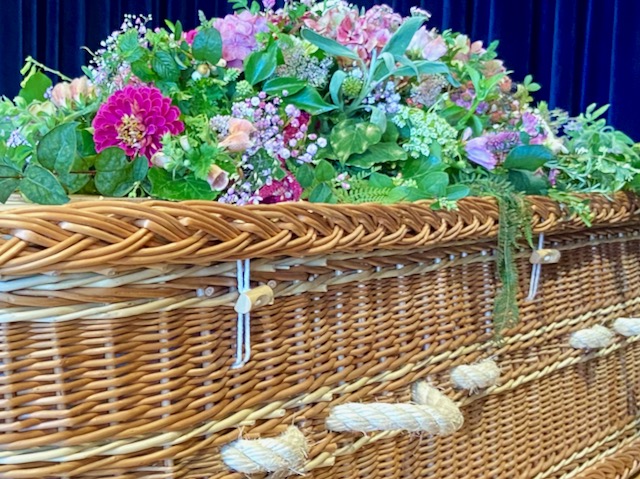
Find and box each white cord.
[232,259,251,369]
[526,234,544,301]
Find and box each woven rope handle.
[221,426,308,475]
[569,325,615,349]
[326,383,463,434]
[450,359,501,392]
[613,317,640,337]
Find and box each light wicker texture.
[1,192,640,478]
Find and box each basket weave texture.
[1,193,640,478]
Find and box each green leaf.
[330,120,382,163]
[369,172,395,189]
[131,59,156,83]
[381,16,425,56]
[508,169,550,195]
[287,86,337,115]
[174,20,183,41]
[329,70,347,106]
[20,164,68,204]
[263,77,307,96]
[152,51,180,81]
[347,142,407,168]
[315,159,336,182]
[296,164,315,188]
[418,172,449,197]
[36,122,78,173]
[308,183,336,203]
[401,156,444,181]
[0,156,22,177]
[445,184,470,200]
[77,129,96,157]
[192,28,223,64]
[0,178,19,203]
[503,145,555,171]
[118,30,145,63]
[382,122,400,143]
[148,168,217,201]
[300,29,360,60]
[370,107,387,135]
[94,148,148,197]
[244,43,278,86]
[58,155,92,193]
[18,72,53,103]
[469,115,484,137]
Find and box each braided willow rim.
[1,193,640,478]
[0,193,638,275]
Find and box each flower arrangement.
[1,0,639,208]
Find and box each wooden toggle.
[529,248,561,264]
[235,284,275,314]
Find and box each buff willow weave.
[0,193,640,478]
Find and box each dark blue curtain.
[1,0,639,139]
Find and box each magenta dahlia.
[92,85,184,160]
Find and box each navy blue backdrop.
[1,0,639,139]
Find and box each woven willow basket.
[1,193,640,479]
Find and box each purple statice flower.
[521,111,549,145]
[7,129,28,147]
[465,131,522,170]
[548,168,559,186]
[364,81,401,115]
[485,131,521,156]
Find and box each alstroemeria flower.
[219,118,256,152]
[408,27,447,61]
[206,164,230,191]
[465,136,497,170]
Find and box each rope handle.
[221,426,308,475]
[325,382,463,435]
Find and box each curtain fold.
[1,0,638,139]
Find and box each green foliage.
[503,145,555,171]
[94,148,148,196]
[148,168,218,200]
[19,72,53,104]
[551,104,640,193]
[244,43,279,86]
[470,176,533,338]
[286,86,336,115]
[329,120,383,163]
[192,28,223,64]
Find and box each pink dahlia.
[92,85,184,160]
[213,11,268,69]
[258,173,302,204]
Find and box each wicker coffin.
[1,193,640,479]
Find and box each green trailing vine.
[469,176,533,338]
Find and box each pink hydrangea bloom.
[306,4,401,61]
[258,173,303,203]
[213,11,268,69]
[92,85,184,160]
